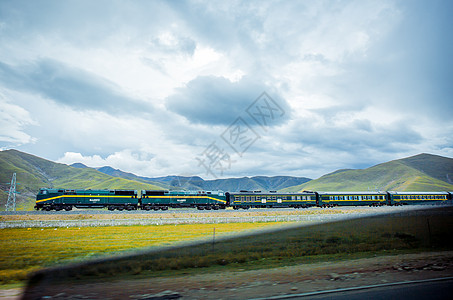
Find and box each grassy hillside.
[399,153,453,184]
[283,154,453,192]
[0,150,163,211]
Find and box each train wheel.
[197,206,205,210]
[118,206,124,211]
[205,206,212,210]
[45,206,51,211]
[213,206,219,210]
[233,206,239,210]
[162,206,168,210]
[65,205,72,211]
[153,207,160,211]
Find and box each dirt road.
[17,251,453,299]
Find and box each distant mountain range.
[1,149,453,211]
[71,163,312,193]
[282,153,453,192]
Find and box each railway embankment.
[0,205,428,228]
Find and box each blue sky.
[0,0,452,179]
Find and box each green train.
[35,188,138,211]
[228,191,317,209]
[140,190,227,210]
[34,188,453,211]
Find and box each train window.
[256,196,260,201]
[329,196,333,200]
[334,196,338,200]
[358,196,362,200]
[307,196,311,200]
[272,196,276,201]
[372,196,376,200]
[301,196,305,200]
[292,196,295,200]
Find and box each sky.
[0,0,452,180]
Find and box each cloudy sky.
[0,0,452,179]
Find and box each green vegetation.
[0,150,164,211]
[283,154,453,192]
[0,222,288,284]
[24,207,453,286]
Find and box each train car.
[140,190,227,210]
[316,191,388,207]
[228,190,317,209]
[35,188,138,211]
[387,191,450,206]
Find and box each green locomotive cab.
[387,191,450,206]
[35,188,138,211]
[316,191,388,207]
[140,190,227,210]
[228,190,317,209]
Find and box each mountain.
[93,166,312,192]
[0,150,164,210]
[282,153,453,192]
[70,163,88,168]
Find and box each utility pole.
[6,173,17,211]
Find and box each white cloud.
[0,0,451,180]
[0,90,37,145]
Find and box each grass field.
[21,206,453,291]
[0,221,290,284]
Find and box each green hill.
[282,153,453,192]
[0,150,163,211]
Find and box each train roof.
[317,191,387,195]
[387,191,449,195]
[38,188,137,193]
[141,190,224,195]
[229,190,316,194]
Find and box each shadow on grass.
[23,206,453,299]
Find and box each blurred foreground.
[22,206,453,299]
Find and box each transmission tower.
[6,173,17,211]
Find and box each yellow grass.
[0,222,290,284]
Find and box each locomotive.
[35,188,452,211]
